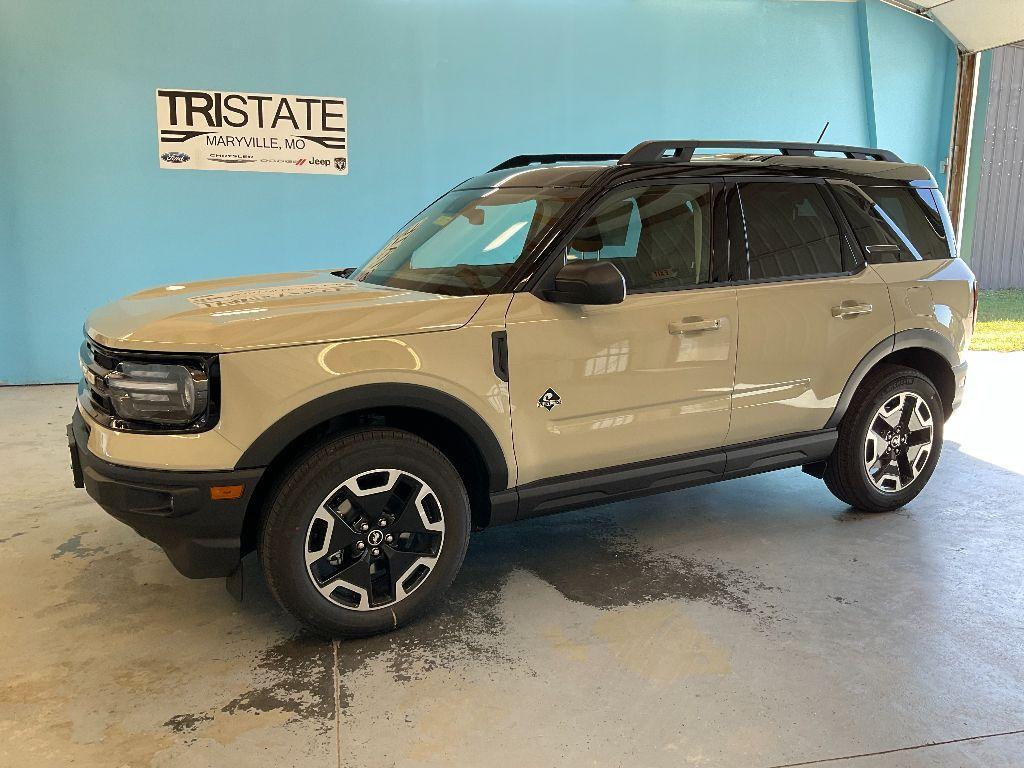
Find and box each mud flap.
[802,460,827,479]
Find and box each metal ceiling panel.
[879,0,1024,52]
[930,0,1024,52]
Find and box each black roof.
[461,139,935,190]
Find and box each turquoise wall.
[0,0,956,383]
[859,0,958,189]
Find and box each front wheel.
[824,364,944,513]
[258,429,470,638]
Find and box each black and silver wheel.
[862,391,935,494]
[304,468,444,611]
[259,429,470,638]
[824,364,944,512]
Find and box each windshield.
[352,187,582,295]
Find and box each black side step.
[493,429,838,523]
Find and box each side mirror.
[545,260,626,305]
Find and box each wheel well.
[877,347,955,419]
[239,407,494,556]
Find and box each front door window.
[567,184,713,292]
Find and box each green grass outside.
[972,289,1024,352]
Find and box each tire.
[258,428,470,638]
[823,364,944,513]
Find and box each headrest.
[595,201,633,247]
[571,232,604,253]
[570,200,634,253]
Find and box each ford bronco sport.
[69,140,976,637]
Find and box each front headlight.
[106,361,210,426]
[78,339,219,433]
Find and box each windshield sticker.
[156,89,347,175]
[188,282,357,308]
[360,220,424,274]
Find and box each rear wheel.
[259,429,470,638]
[824,364,943,512]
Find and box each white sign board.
[156,89,347,174]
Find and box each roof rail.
[619,140,902,164]
[489,153,621,172]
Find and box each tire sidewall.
[261,432,470,637]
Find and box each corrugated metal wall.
[972,44,1024,289]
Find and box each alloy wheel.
[863,391,934,493]
[303,468,445,610]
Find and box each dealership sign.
[156,89,347,174]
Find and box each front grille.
[79,339,115,420]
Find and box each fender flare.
[825,329,958,429]
[234,383,509,492]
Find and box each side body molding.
[234,383,509,492]
[825,328,959,430]
[492,429,839,525]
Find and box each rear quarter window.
[830,183,904,264]
[865,187,953,261]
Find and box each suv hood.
[86,270,486,353]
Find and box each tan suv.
[69,140,976,637]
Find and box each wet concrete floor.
[1,352,1022,767]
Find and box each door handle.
[865,244,901,255]
[669,317,722,334]
[831,302,873,319]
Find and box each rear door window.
[864,186,953,261]
[736,182,845,280]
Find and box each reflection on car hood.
[86,270,486,353]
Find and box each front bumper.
[69,410,264,578]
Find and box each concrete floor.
[1,352,1023,767]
